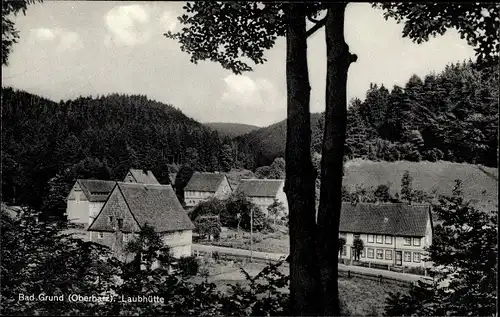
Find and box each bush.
[194,215,222,241]
[175,255,200,277]
[224,191,271,232]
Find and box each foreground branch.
[306,17,327,37]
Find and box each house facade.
[65,179,117,230]
[88,182,194,260]
[237,179,288,217]
[123,168,160,184]
[339,203,433,269]
[184,172,232,207]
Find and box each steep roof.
[89,182,194,233]
[76,179,116,202]
[126,169,159,184]
[184,172,226,192]
[339,203,431,237]
[237,179,284,198]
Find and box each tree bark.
[284,4,321,316]
[317,4,356,316]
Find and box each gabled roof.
[237,179,284,198]
[126,169,160,184]
[339,203,431,237]
[184,172,226,192]
[76,179,116,202]
[89,182,194,233]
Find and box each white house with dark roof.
[183,172,232,207]
[339,203,433,269]
[123,168,160,184]
[88,182,194,259]
[237,179,288,217]
[65,179,117,229]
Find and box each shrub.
[176,255,200,277]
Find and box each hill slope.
[342,159,498,210]
[235,113,323,166]
[233,61,498,169]
[1,88,226,210]
[205,122,259,138]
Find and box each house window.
[360,248,365,258]
[404,237,412,246]
[123,233,129,244]
[108,216,113,224]
[354,234,360,240]
[385,250,392,260]
[367,234,374,243]
[385,235,392,244]
[413,252,421,263]
[413,237,421,246]
[376,249,383,259]
[339,233,347,239]
[404,251,411,262]
[98,232,104,239]
[117,219,123,230]
[342,246,347,256]
[367,248,374,258]
[376,235,383,244]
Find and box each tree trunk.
[317,4,357,316]
[284,4,321,316]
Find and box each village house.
[123,168,160,184]
[183,172,232,207]
[338,203,433,270]
[66,169,160,233]
[65,179,117,229]
[88,182,195,260]
[236,179,289,217]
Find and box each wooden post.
[250,207,253,263]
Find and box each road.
[193,244,431,284]
[193,243,287,261]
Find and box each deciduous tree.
[2,0,42,65]
[352,237,364,261]
[166,2,499,315]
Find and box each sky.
[2,2,476,127]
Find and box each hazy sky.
[2,2,476,127]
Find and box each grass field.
[206,261,408,316]
[343,159,498,210]
[200,227,290,254]
[225,160,498,212]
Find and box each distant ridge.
[204,122,259,138]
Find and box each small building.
[183,172,232,207]
[65,179,117,229]
[236,179,288,217]
[339,203,433,269]
[88,182,194,259]
[123,168,160,184]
